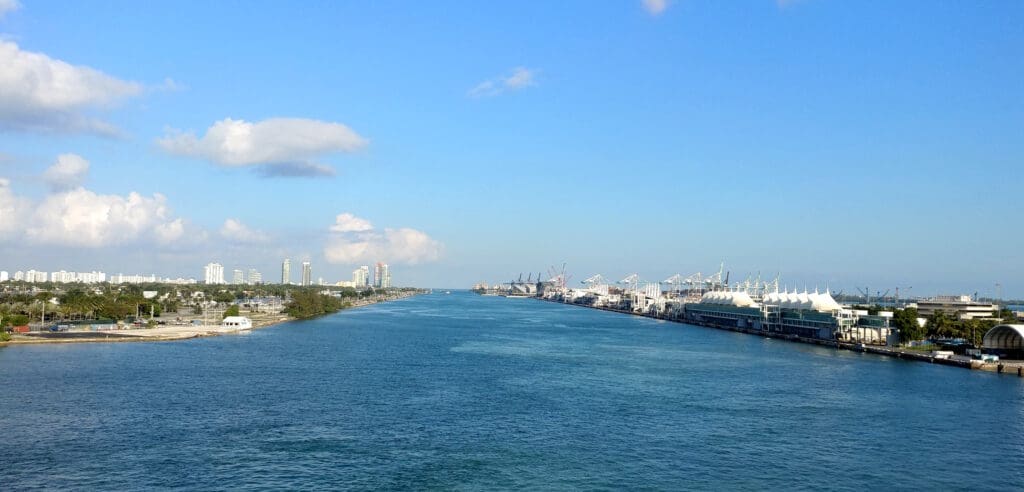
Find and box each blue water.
[2,292,1023,490]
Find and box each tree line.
[886,307,1017,346]
[0,281,417,329]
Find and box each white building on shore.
[913,295,999,321]
[204,262,225,285]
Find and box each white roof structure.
[699,290,759,308]
[761,289,842,312]
[983,324,1024,350]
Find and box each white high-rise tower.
[301,261,312,286]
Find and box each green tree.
[214,292,235,304]
[928,310,953,338]
[893,308,924,343]
[223,304,240,318]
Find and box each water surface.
[2,292,1022,489]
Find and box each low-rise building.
[914,295,998,321]
[221,316,252,330]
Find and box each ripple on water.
[1,292,1023,490]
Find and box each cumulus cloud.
[0,177,29,239]
[155,219,186,243]
[42,153,90,191]
[329,213,374,233]
[324,213,442,265]
[0,0,19,18]
[25,189,184,247]
[641,0,670,15]
[0,41,142,136]
[468,67,537,98]
[220,218,269,243]
[157,117,368,177]
[0,157,189,247]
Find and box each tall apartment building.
[353,265,370,287]
[25,270,47,282]
[203,262,225,285]
[232,269,244,285]
[301,261,312,286]
[0,271,7,282]
[281,258,291,284]
[374,262,391,288]
[247,269,262,285]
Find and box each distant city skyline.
[0,2,1021,295]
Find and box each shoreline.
[0,292,421,347]
[530,296,1024,377]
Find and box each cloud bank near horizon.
[324,213,442,266]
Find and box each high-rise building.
[247,269,262,285]
[232,269,244,285]
[374,262,391,288]
[353,266,370,287]
[281,258,291,285]
[0,271,8,282]
[301,261,312,286]
[26,270,47,282]
[203,262,225,284]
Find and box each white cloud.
[157,117,368,177]
[154,77,186,93]
[42,153,90,191]
[220,218,269,243]
[329,213,374,233]
[468,67,537,98]
[154,218,186,243]
[0,0,19,18]
[0,41,142,136]
[25,189,184,247]
[0,157,189,247]
[324,213,442,265]
[0,177,28,239]
[641,0,669,15]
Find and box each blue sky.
[0,0,1021,296]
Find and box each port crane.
[582,274,607,289]
[856,287,890,305]
[547,263,571,291]
[619,274,640,295]
[661,274,683,297]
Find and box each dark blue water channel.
[2,292,1023,490]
